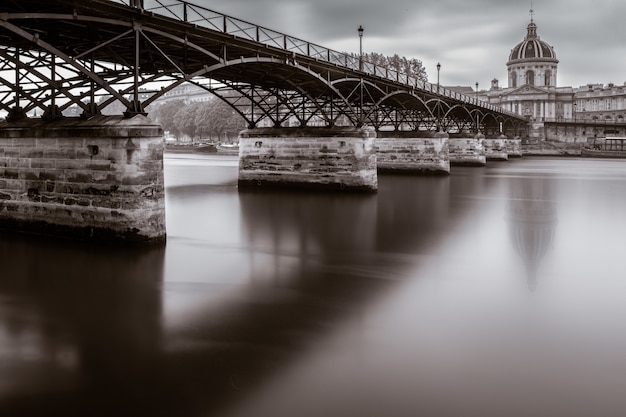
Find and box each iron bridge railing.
[109,0,518,118]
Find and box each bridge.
[0,0,525,131]
[0,0,527,243]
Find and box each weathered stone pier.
[238,127,378,192]
[376,131,450,175]
[0,115,166,243]
[449,135,487,166]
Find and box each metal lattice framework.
[0,0,527,135]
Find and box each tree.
[206,98,246,142]
[359,52,427,82]
[407,58,427,81]
[148,97,246,142]
[149,99,186,139]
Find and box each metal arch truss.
[0,13,347,126]
[0,1,526,134]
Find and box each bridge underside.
[0,0,526,136]
[0,0,531,242]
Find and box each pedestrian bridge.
[0,0,525,134]
[0,0,527,243]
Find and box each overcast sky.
[188,0,625,90]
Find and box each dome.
[508,21,558,64]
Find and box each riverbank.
[164,143,240,155]
[166,140,585,158]
[522,140,583,156]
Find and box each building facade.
[482,17,626,129]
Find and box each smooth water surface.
[1,155,625,417]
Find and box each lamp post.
[436,62,441,131]
[358,25,364,126]
[573,102,577,140]
[475,82,479,133]
[358,25,364,71]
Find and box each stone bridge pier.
[238,127,453,192]
[238,127,378,192]
[375,131,450,175]
[449,134,487,166]
[0,115,166,243]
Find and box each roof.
[508,21,558,64]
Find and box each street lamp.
[358,25,364,126]
[358,25,364,71]
[475,82,479,133]
[436,62,441,131]
[573,102,577,140]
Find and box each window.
[526,70,535,86]
[511,71,517,88]
[544,70,552,86]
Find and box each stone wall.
[506,138,523,157]
[376,133,449,175]
[483,136,508,160]
[522,140,582,156]
[238,127,377,192]
[449,137,486,166]
[521,121,626,155]
[0,115,165,243]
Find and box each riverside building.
[481,16,626,138]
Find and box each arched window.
[511,71,517,88]
[526,70,535,86]
[544,70,552,86]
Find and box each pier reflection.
[238,189,379,284]
[505,177,557,291]
[0,234,164,416]
[238,174,453,287]
[4,156,626,417]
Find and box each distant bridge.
[0,0,526,136]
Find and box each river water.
[1,154,625,417]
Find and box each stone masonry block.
[0,115,165,243]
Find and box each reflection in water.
[0,234,164,416]
[238,174,453,286]
[3,156,626,417]
[239,189,379,284]
[376,174,451,255]
[506,178,557,291]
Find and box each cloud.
[191,0,626,88]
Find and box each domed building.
[484,17,575,124]
[482,15,626,141]
[507,19,558,89]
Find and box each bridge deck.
[0,0,525,130]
